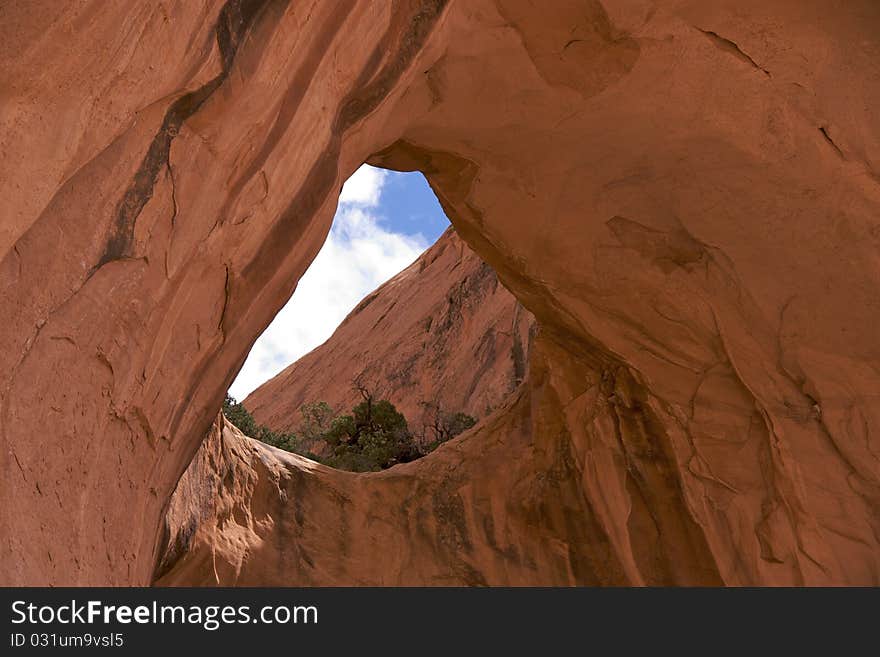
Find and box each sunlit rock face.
[244,227,534,451]
[2,0,879,585]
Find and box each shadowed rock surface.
[2,0,879,585]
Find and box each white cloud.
[228,165,429,401]
[337,163,387,206]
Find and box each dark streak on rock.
[12,452,28,483]
[510,302,527,385]
[819,126,845,159]
[220,2,360,226]
[219,265,231,333]
[12,244,22,279]
[604,367,724,585]
[166,161,179,228]
[697,28,770,78]
[465,329,497,401]
[93,0,286,273]
[130,406,157,449]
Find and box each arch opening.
[216,163,532,473]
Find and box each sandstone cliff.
[2,1,879,585]
[244,227,534,447]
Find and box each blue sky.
[380,167,449,239]
[229,165,449,400]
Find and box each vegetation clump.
[222,395,298,452]
[222,388,476,473]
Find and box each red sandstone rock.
[1,1,879,585]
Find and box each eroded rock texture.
[245,227,534,444]
[2,0,879,585]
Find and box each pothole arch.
[3,1,875,587]
[154,156,543,584]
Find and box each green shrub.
[298,401,335,442]
[324,414,355,447]
[442,411,477,440]
[418,405,478,452]
[222,395,258,436]
[222,394,298,451]
[321,398,414,470]
[221,392,477,473]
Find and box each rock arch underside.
[2,0,880,586]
